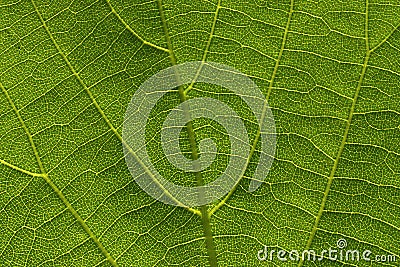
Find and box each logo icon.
[337,238,348,249]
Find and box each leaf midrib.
[155,0,220,266]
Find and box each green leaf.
[1,0,399,266]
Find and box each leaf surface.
[0,0,399,266]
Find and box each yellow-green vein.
[156,0,219,266]
[31,0,200,217]
[105,0,170,53]
[1,74,118,267]
[183,0,222,95]
[209,0,295,216]
[0,156,43,177]
[297,1,371,264]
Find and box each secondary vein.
[0,155,43,177]
[105,0,170,53]
[32,0,200,216]
[297,51,371,267]
[210,0,295,216]
[297,1,371,263]
[183,0,222,95]
[2,66,117,266]
[31,1,119,266]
